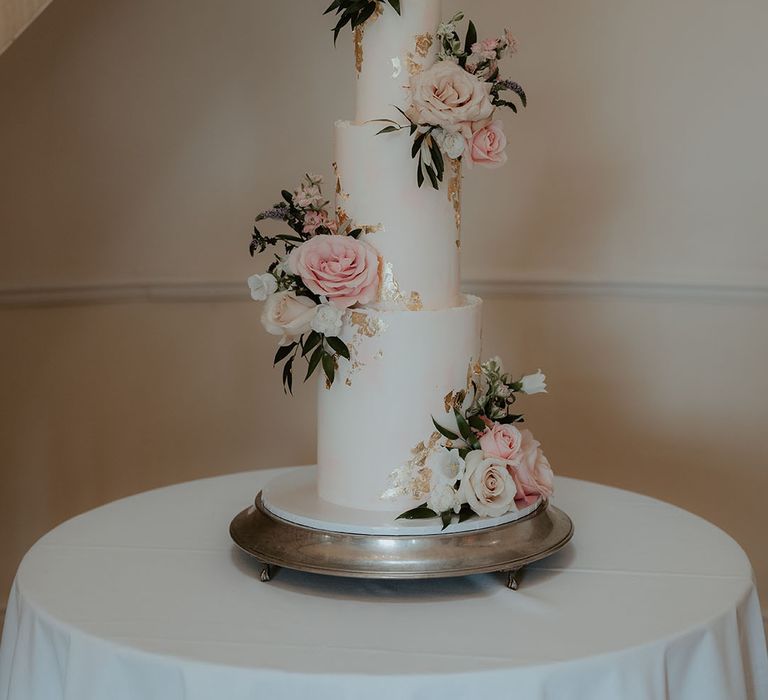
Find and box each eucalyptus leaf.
[377,125,401,135]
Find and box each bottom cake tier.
[318,294,483,512]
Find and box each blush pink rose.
[409,60,494,131]
[509,429,554,499]
[479,422,523,460]
[288,234,380,309]
[463,118,508,169]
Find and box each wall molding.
[0,278,767,308]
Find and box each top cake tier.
[354,0,441,122]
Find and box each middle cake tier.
[318,294,483,512]
[335,120,462,311]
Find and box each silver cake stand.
[230,492,574,589]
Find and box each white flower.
[247,273,278,301]
[459,450,519,518]
[261,292,317,346]
[311,303,345,337]
[520,370,547,395]
[428,447,466,486]
[433,128,466,159]
[427,483,462,515]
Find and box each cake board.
[229,467,574,589]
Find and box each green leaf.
[281,190,293,204]
[376,125,401,135]
[417,161,425,188]
[393,105,414,124]
[464,20,477,56]
[432,417,459,441]
[388,0,401,14]
[458,504,475,523]
[324,0,341,15]
[424,163,439,190]
[347,228,363,239]
[304,345,324,381]
[468,414,487,432]
[454,408,473,441]
[322,352,336,385]
[458,447,471,460]
[412,132,426,158]
[428,137,444,180]
[441,510,453,530]
[397,505,438,520]
[357,1,377,27]
[273,342,296,366]
[326,336,351,360]
[302,331,322,356]
[282,355,294,395]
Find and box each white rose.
[520,370,547,395]
[433,128,466,159]
[427,483,462,515]
[459,450,519,518]
[311,303,345,337]
[409,60,494,131]
[247,273,278,301]
[261,292,317,346]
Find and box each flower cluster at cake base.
[386,358,553,528]
[248,174,382,392]
[374,11,527,189]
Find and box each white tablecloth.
[1,468,766,700]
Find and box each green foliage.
[324,0,401,44]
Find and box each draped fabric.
[0,0,53,55]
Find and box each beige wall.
[1,0,767,615]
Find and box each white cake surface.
[263,466,543,536]
[318,295,482,511]
[354,0,440,123]
[335,120,461,311]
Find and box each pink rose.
[509,429,554,499]
[288,235,380,309]
[409,60,494,131]
[303,210,337,235]
[479,422,523,460]
[463,118,508,169]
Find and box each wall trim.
[0,278,767,308]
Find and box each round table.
[1,468,766,700]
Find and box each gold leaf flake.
[406,291,423,311]
[352,3,383,76]
[447,157,462,232]
[406,53,422,76]
[349,311,386,338]
[414,32,434,57]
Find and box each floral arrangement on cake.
[248,174,381,392]
[386,358,553,528]
[375,11,527,189]
[324,0,400,42]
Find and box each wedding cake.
[247,0,553,532]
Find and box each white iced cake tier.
[318,295,482,511]
[335,120,461,311]
[354,0,440,122]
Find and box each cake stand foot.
[259,563,278,582]
[505,568,523,590]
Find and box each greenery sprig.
[374,108,446,190]
[324,0,401,43]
